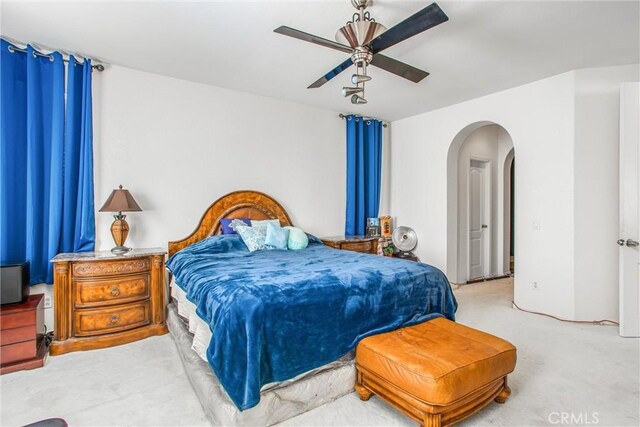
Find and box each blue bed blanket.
[167,235,457,410]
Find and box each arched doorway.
[447,122,515,284]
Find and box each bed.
[166,190,457,426]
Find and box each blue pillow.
[220,218,250,235]
[284,226,309,250]
[236,225,270,252]
[264,223,289,250]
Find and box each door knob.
[626,239,639,248]
[481,224,488,229]
[618,239,626,246]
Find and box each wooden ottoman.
[355,318,516,427]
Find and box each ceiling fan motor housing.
[351,46,373,66]
[335,21,387,50]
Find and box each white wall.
[392,70,576,319]
[391,64,639,321]
[93,65,346,252]
[573,66,640,320]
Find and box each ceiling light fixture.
[351,94,368,104]
[351,74,372,85]
[342,86,364,97]
[335,0,384,104]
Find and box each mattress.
[168,281,356,426]
[170,279,355,393]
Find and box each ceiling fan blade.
[370,54,429,83]
[308,58,354,88]
[274,26,352,54]
[369,3,448,54]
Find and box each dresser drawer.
[0,340,36,364]
[72,258,150,278]
[74,301,150,337]
[1,310,36,331]
[341,240,374,253]
[74,274,150,308]
[0,325,36,346]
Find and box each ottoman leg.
[494,377,511,404]
[422,413,442,427]
[355,384,373,401]
[355,369,373,401]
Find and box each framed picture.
[366,217,380,237]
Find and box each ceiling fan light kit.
[274,0,448,105]
[351,74,372,84]
[342,86,364,97]
[351,94,368,105]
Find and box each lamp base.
[110,216,131,254]
[111,246,132,255]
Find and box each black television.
[0,261,29,305]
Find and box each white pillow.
[251,219,280,229]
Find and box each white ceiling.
[2,1,639,121]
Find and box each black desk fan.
[392,226,418,260]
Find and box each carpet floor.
[1,278,638,426]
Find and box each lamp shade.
[99,185,142,213]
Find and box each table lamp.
[99,185,142,254]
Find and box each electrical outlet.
[44,295,52,308]
[532,281,540,290]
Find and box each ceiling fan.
[274,0,448,105]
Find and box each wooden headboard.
[168,190,293,256]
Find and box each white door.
[619,83,640,337]
[469,161,489,280]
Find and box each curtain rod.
[338,113,388,128]
[5,42,105,72]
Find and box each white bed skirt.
[167,294,356,426]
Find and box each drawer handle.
[110,287,121,297]
[109,315,120,325]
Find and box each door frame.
[467,157,492,280]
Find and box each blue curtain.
[0,40,95,284]
[345,115,382,236]
[61,56,95,253]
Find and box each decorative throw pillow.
[264,223,289,250]
[284,226,309,250]
[250,219,280,229]
[229,219,249,233]
[220,218,250,235]
[236,225,270,252]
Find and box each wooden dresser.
[50,248,168,355]
[321,235,379,254]
[0,294,47,374]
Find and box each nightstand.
[321,235,379,254]
[50,248,168,355]
[0,294,47,374]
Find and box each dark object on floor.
[24,418,68,427]
[355,317,517,427]
[0,294,47,375]
[0,261,29,305]
[393,251,419,262]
